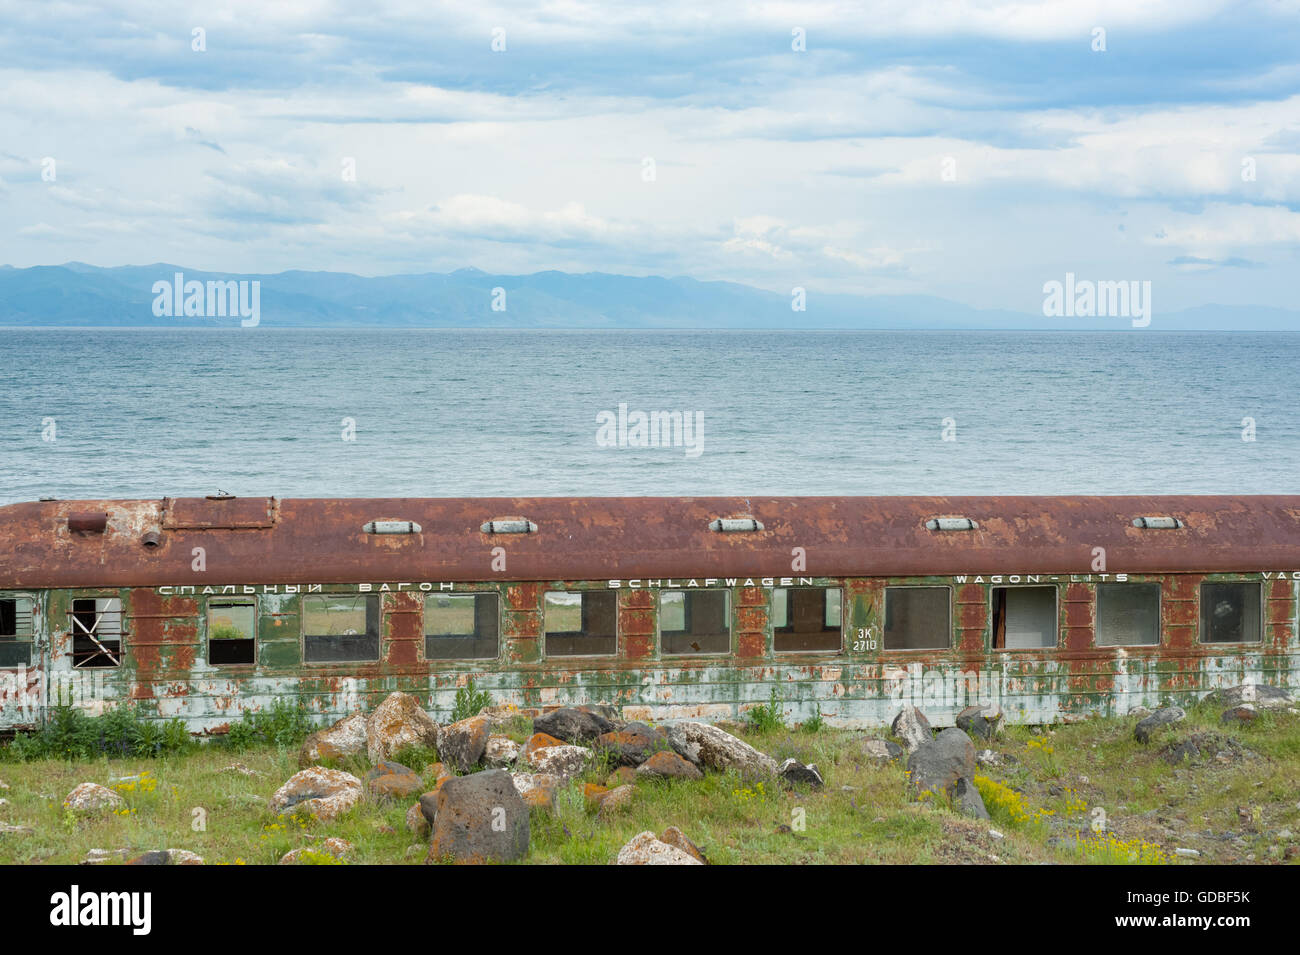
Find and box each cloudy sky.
[2,0,1299,312]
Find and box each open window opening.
[544,590,617,656]
[773,587,842,653]
[660,589,731,655]
[0,597,34,668]
[302,593,380,663]
[426,593,500,660]
[71,597,123,668]
[883,587,950,651]
[992,586,1057,649]
[208,600,256,665]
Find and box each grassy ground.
[1,700,1296,865]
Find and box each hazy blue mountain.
[0,263,1296,329]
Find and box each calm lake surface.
[1,328,1296,503]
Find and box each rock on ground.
[427,769,529,864]
[125,849,204,865]
[1203,683,1294,710]
[907,727,989,819]
[616,830,703,865]
[484,734,520,769]
[533,705,616,743]
[1135,706,1186,744]
[269,767,364,822]
[406,802,429,837]
[64,783,126,814]
[778,759,825,789]
[528,743,591,780]
[660,826,708,864]
[1160,732,1251,766]
[594,722,670,767]
[510,773,561,811]
[519,732,567,766]
[1220,704,1258,726]
[596,784,635,819]
[636,750,704,781]
[279,838,353,865]
[857,738,904,763]
[438,714,492,773]
[664,721,779,779]
[891,706,933,753]
[956,704,1002,740]
[299,713,368,767]
[365,691,440,764]
[366,761,424,800]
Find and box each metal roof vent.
[709,518,764,533]
[481,519,537,534]
[926,517,978,531]
[363,520,422,534]
[1132,516,1185,529]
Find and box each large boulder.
[269,767,364,822]
[64,783,126,814]
[857,738,904,764]
[1221,704,1258,726]
[299,713,368,767]
[616,830,703,865]
[664,722,779,779]
[596,784,636,819]
[437,714,492,773]
[907,727,987,818]
[1135,706,1186,744]
[365,692,440,764]
[1203,684,1294,711]
[426,769,529,864]
[365,761,424,800]
[533,706,616,743]
[484,735,520,769]
[955,704,1002,740]
[593,722,669,767]
[518,733,591,779]
[636,750,704,781]
[891,706,933,753]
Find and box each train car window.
[71,597,123,668]
[1199,582,1262,644]
[773,587,843,653]
[883,587,950,650]
[426,593,500,660]
[302,594,380,663]
[992,586,1057,649]
[208,601,256,665]
[0,597,35,668]
[661,589,731,655]
[1096,583,1161,646]
[544,590,617,656]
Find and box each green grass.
[0,705,1296,865]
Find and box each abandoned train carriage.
[0,495,1298,735]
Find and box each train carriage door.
[0,594,42,730]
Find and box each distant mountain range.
[0,263,1297,330]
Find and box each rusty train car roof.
[1,495,1299,589]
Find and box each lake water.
[1,328,1296,504]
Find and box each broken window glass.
[992,586,1057,649]
[0,597,34,668]
[208,601,256,665]
[71,597,122,668]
